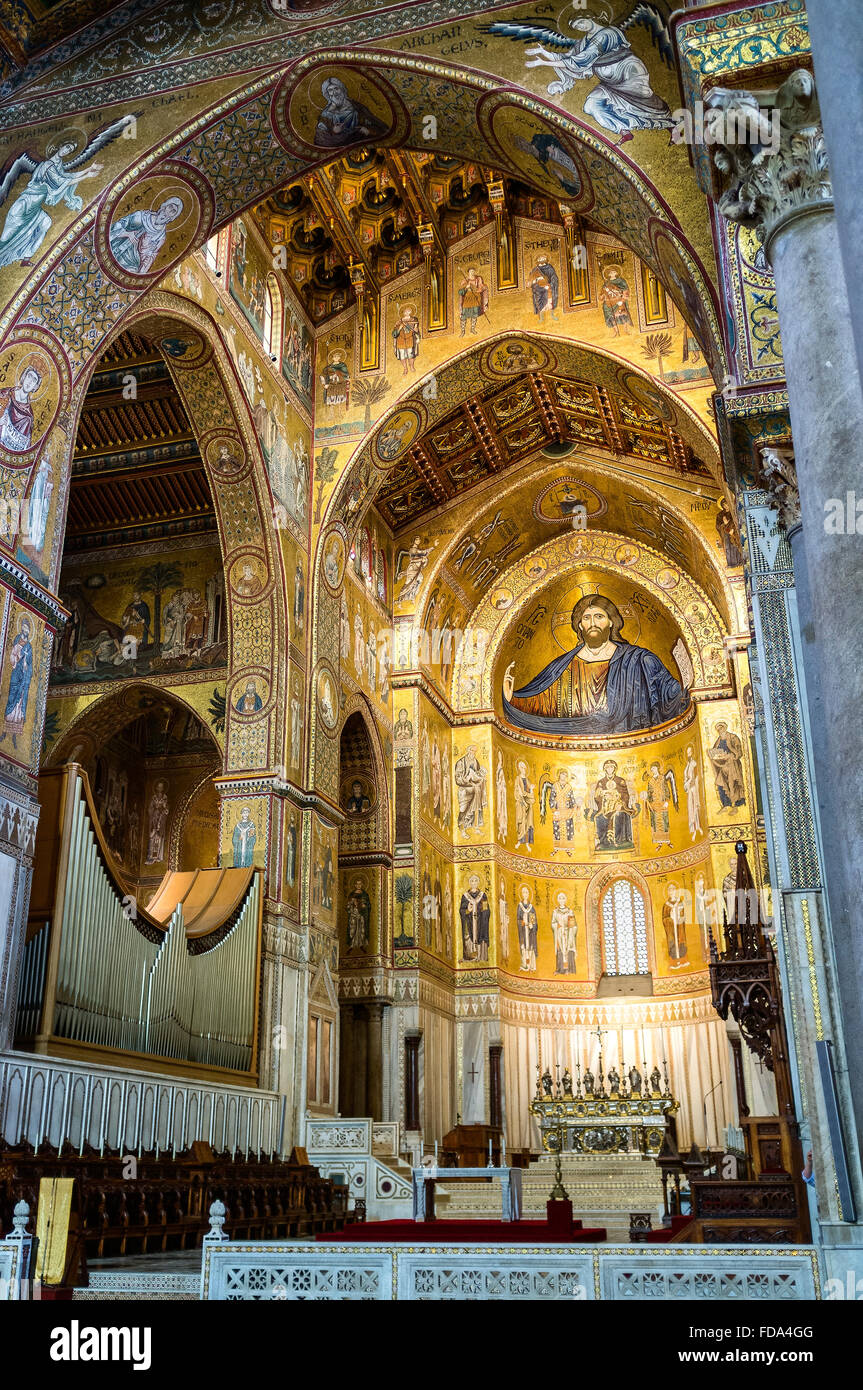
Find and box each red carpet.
[645,1215,693,1242]
[318,1219,606,1244]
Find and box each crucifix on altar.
[590,1022,609,1094]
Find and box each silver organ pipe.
[145,903,186,1061]
[28,769,261,1074]
[54,789,162,1053]
[188,874,260,1071]
[14,921,49,1041]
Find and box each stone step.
[432,1156,664,1221]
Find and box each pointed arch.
[337,692,390,857]
[60,291,291,776]
[46,680,220,768]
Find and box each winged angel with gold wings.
[481,4,676,144]
[0,115,136,269]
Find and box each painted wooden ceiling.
[68,329,213,552]
[253,148,578,326]
[374,368,713,532]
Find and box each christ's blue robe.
[503,640,689,736]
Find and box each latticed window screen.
[601,879,649,974]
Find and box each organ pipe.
[18,765,262,1077]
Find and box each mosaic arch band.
[502,594,689,737]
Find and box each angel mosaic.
[0,116,134,269]
[641,759,678,847]
[481,5,675,145]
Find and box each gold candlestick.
[549,1122,569,1202]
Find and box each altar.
[530,1062,678,1159]
[412,1166,523,1222]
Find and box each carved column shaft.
[729,1036,750,1120]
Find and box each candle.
[434,1140,438,1158]
[488,1137,493,1159]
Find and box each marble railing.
[0,1051,281,1157]
[201,1242,820,1301]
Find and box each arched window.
[601,878,649,975]
[263,283,274,357]
[204,233,220,273]
[264,274,282,365]
[361,529,373,585]
[376,548,387,604]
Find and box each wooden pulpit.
[440,1123,501,1168]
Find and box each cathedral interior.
[0,0,860,1314]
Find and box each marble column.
[366,1002,384,1122]
[352,1005,368,1117]
[741,489,860,1225]
[709,70,863,1153]
[808,0,863,382]
[768,203,863,1149]
[404,1031,421,1132]
[339,1003,354,1117]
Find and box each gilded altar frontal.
[0,0,859,1322]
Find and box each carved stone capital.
[705,69,832,254]
[759,446,799,530]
